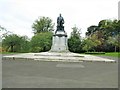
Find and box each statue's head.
[59,13,61,17]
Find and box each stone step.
[3,52,116,63]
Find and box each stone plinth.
[50,30,68,52]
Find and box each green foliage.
[71,26,81,39]
[104,52,120,58]
[68,26,82,53]
[88,52,120,58]
[32,17,54,34]
[85,52,105,54]
[82,34,101,52]
[82,39,94,52]
[86,25,98,36]
[30,32,52,52]
[85,19,120,52]
[86,19,120,37]
[1,16,54,53]
[19,36,30,52]
[107,34,120,47]
[0,40,1,48]
[2,34,30,52]
[0,25,12,38]
[31,17,54,52]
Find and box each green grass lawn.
[85,52,120,58]
[102,52,119,58]
[1,52,23,54]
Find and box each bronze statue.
[56,14,65,33]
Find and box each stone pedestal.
[50,30,68,52]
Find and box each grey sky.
[0,0,119,38]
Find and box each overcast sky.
[0,0,119,38]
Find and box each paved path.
[2,58,118,88]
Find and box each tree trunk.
[11,45,14,52]
[114,46,116,52]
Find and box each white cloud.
[0,0,119,38]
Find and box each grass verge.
[85,52,120,58]
[1,52,22,54]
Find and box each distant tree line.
[85,19,120,52]
[69,19,120,53]
[2,17,54,53]
[1,17,120,53]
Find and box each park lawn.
[1,52,23,54]
[103,52,120,58]
[87,52,120,58]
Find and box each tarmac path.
[2,57,118,88]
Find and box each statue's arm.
[57,17,59,23]
[62,18,64,24]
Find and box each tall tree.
[86,19,116,37]
[32,17,54,34]
[68,26,82,53]
[85,19,120,52]
[86,25,98,36]
[0,25,12,39]
[107,35,120,52]
[82,34,101,52]
[20,36,30,52]
[2,34,30,52]
[30,32,52,52]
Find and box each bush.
[85,52,105,54]
[30,32,52,52]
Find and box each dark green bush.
[85,52,105,54]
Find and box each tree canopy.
[32,17,54,34]
[85,19,120,52]
[68,26,82,53]
[30,32,53,52]
[0,25,12,39]
[1,18,119,53]
[2,34,30,52]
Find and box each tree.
[82,39,94,52]
[68,26,82,53]
[82,34,101,52]
[86,25,98,36]
[97,19,120,52]
[19,36,30,52]
[107,34,120,52]
[32,17,54,34]
[30,32,52,52]
[0,25,12,39]
[112,20,120,36]
[85,19,120,52]
[3,34,21,52]
[86,19,116,38]
[2,34,30,52]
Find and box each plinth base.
[50,30,68,52]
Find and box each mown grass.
[1,52,22,54]
[85,52,120,58]
[102,52,119,58]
